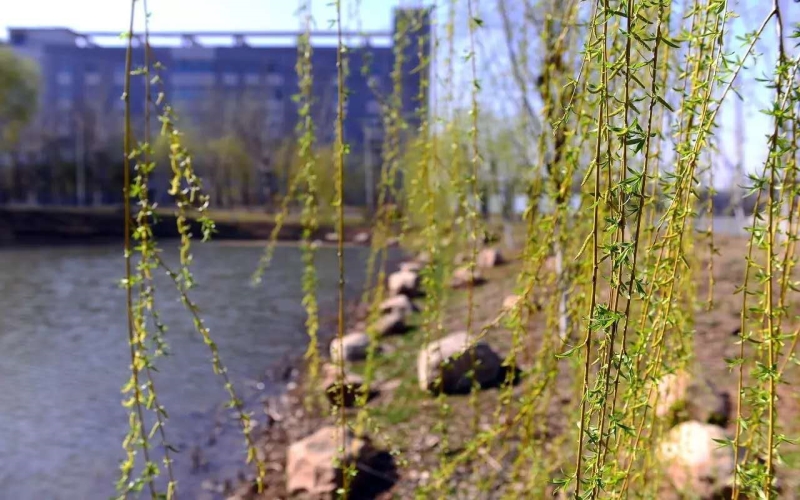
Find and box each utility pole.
[74,112,86,207]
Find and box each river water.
[0,241,377,500]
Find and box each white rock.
[388,269,420,296]
[502,294,522,311]
[319,363,367,407]
[369,310,406,336]
[477,247,504,268]
[650,370,731,426]
[657,421,740,499]
[286,426,370,495]
[450,266,484,289]
[329,332,372,362]
[417,331,502,393]
[399,260,424,273]
[379,294,418,317]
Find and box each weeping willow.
[116,0,800,498]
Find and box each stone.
[477,247,505,268]
[416,251,432,265]
[353,231,370,244]
[650,369,731,427]
[286,426,368,495]
[417,331,502,394]
[320,363,367,407]
[329,332,372,362]
[657,421,739,499]
[379,294,418,317]
[502,294,522,311]
[370,310,407,336]
[388,269,421,296]
[399,260,424,273]
[450,266,485,289]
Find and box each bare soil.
[227,234,800,500]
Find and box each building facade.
[5,8,430,205]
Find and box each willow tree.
[0,47,39,200]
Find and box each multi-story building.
[5,7,430,205]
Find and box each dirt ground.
[228,234,800,500]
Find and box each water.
[0,241,377,499]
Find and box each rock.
[502,294,522,311]
[379,294,418,317]
[417,331,502,394]
[477,247,505,268]
[422,434,440,450]
[399,260,424,273]
[353,231,370,244]
[450,266,485,289]
[657,421,739,499]
[650,370,731,427]
[416,251,432,265]
[329,332,372,362]
[285,426,367,495]
[370,310,407,336]
[388,269,421,297]
[320,363,368,407]
[286,426,397,496]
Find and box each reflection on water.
[0,242,374,499]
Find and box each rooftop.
[7,26,397,49]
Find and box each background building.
[5,7,430,206]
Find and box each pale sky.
[3,0,798,189]
[1,0,401,38]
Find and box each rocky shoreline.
[165,235,798,499]
[184,252,410,500]
[218,246,517,500]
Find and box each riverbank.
[222,233,800,500]
[0,205,371,245]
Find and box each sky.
[1,0,401,39]
[3,0,799,189]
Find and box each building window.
[366,100,381,115]
[266,99,283,113]
[266,73,284,86]
[56,98,73,111]
[56,114,72,137]
[222,73,238,86]
[244,73,261,86]
[85,72,101,86]
[57,71,72,86]
[60,146,75,162]
[273,88,283,100]
[172,72,215,87]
